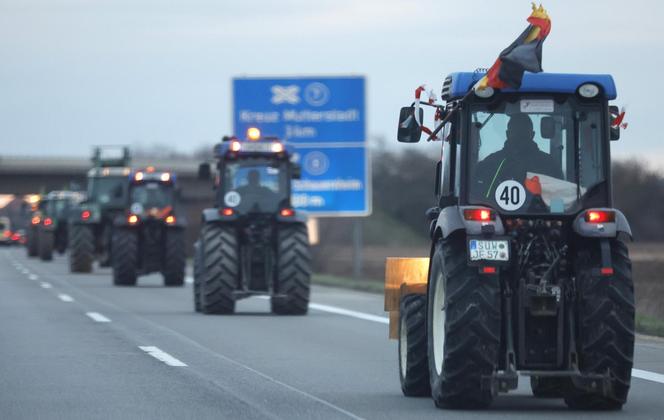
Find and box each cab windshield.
[130,182,173,209]
[88,176,127,207]
[468,95,606,214]
[221,158,289,213]
[46,199,72,218]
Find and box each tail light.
[127,214,139,225]
[463,208,495,222]
[11,233,20,241]
[31,216,41,225]
[165,215,176,225]
[480,266,497,274]
[220,208,234,216]
[600,267,614,276]
[81,210,91,220]
[280,208,295,217]
[3,230,10,238]
[43,218,53,226]
[585,210,615,223]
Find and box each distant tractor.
[194,128,311,315]
[386,72,634,409]
[37,191,85,261]
[68,147,131,273]
[25,196,44,257]
[110,168,186,286]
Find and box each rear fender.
[573,208,632,239]
[434,205,505,240]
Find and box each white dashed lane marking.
[57,294,74,302]
[40,282,52,289]
[86,312,111,323]
[139,346,187,367]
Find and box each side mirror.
[540,116,555,139]
[292,163,302,180]
[397,106,423,143]
[609,105,621,141]
[198,163,211,180]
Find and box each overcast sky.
[1,0,663,166]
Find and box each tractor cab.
[206,128,299,218]
[125,167,178,226]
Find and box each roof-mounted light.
[474,85,494,99]
[230,141,242,152]
[146,166,155,173]
[578,83,600,98]
[247,127,261,141]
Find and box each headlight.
[578,83,600,98]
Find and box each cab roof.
[442,72,617,101]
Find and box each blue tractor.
[385,72,634,409]
[194,129,311,315]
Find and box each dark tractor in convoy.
[37,191,85,261]
[68,147,131,273]
[385,72,634,410]
[110,168,186,286]
[25,196,43,257]
[194,128,311,315]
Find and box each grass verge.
[636,314,664,338]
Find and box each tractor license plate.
[468,239,509,262]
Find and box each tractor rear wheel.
[38,229,54,261]
[200,224,238,314]
[271,224,310,315]
[69,224,94,273]
[399,294,430,397]
[427,235,501,409]
[163,228,185,287]
[193,242,203,312]
[564,239,634,410]
[27,226,39,257]
[111,228,138,286]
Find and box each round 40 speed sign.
[494,180,526,211]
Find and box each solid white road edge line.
[40,282,52,289]
[305,301,664,385]
[308,303,389,325]
[632,368,664,385]
[58,294,74,302]
[86,312,111,323]
[139,346,187,367]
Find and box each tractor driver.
[474,113,563,197]
[237,169,275,197]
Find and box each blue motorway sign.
[232,76,370,216]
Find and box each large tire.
[399,294,430,397]
[27,226,39,257]
[530,376,565,398]
[427,235,501,409]
[38,229,54,261]
[564,239,634,410]
[200,224,238,314]
[193,242,203,312]
[271,224,311,315]
[163,228,185,287]
[111,228,138,286]
[69,224,94,273]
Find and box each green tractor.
[37,191,85,261]
[110,168,186,286]
[194,129,311,315]
[68,146,131,273]
[386,72,634,409]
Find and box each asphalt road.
[2,247,664,420]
